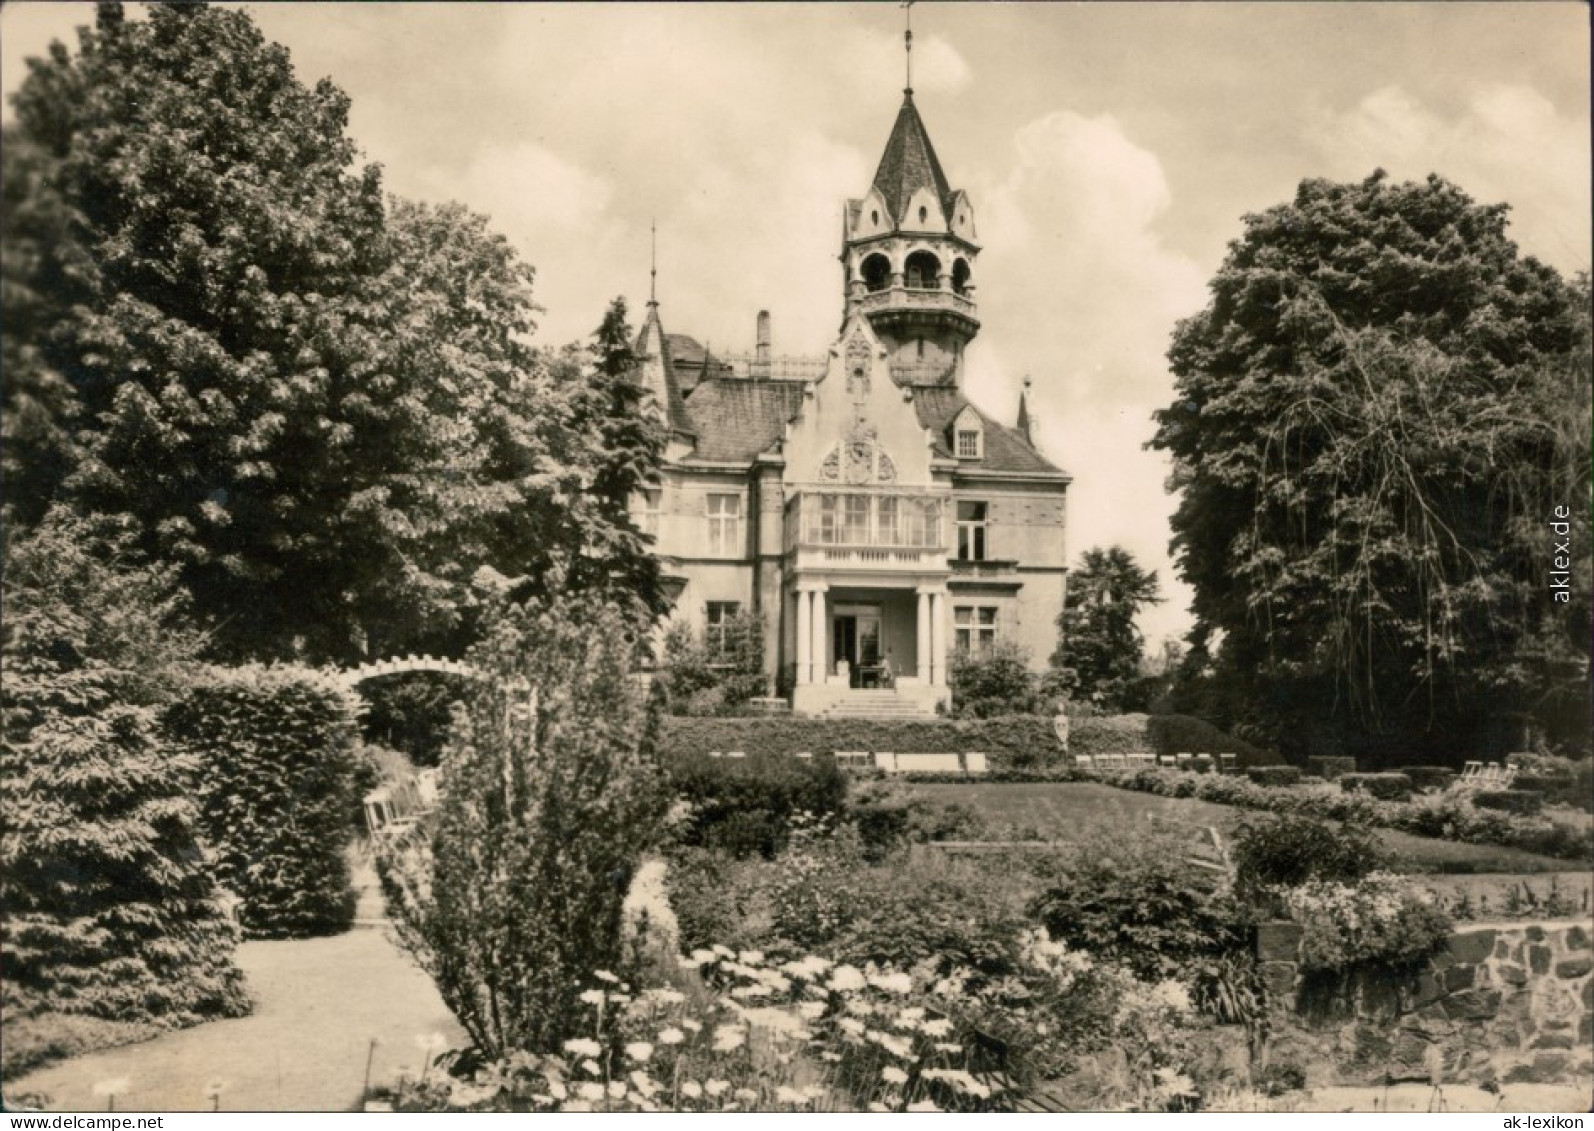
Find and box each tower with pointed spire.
[842,88,980,387]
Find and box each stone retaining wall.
[1257,919,1593,1086]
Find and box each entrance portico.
[790,576,949,716]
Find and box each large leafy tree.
[1051,546,1163,711]
[2,5,665,662]
[1152,172,1590,762]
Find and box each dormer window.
[950,405,984,460]
[956,429,981,458]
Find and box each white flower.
[563,1038,601,1058]
[798,1000,827,1020]
[867,1029,915,1059]
[838,1017,866,1036]
[923,1068,991,1098]
[735,1087,759,1101]
[581,1059,601,1077]
[594,969,620,983]
[712,944,736,958]
[780,954,833,980]
[625,1041,654,1063]
[739,949,765,965]
[712,1024,747,1052]
[776,1086,811,1105]
[705,1079,731,1097]
[681,1017,703,1033]
[681,1080,703,1099]
[730,982,771,999]
[577,1081,606,1102]
[922,1018,953,1038]
[684,949,716,968]
[607,1080,627,1099]
[647,987,687,1006]
[828,964,866,991]
[546,1078,568,1101]
[868,970,913,994]
[657,1026,686,1046]
[579,989,606,1005]
[881,1065,909,1085]
[934,1041,962,1053]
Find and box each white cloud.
[964,109,1208,647]
[1312,83,1592,274]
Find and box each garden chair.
[1218,753,1237,773]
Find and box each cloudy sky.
[4,2,1590,648]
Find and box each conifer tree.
[1,513,250,1025]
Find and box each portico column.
[795,587,812,685]
[812,586,828,684]
[929,589,948,687]
[915,588,930,681]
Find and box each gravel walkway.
[10,909,464,1111]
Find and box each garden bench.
[1218,752,1237,773]
[1157,753,1175,766]
[965,752,988,776]
[726,751,746,759]
[833,750,872,770]
[893,752,963,774]
[874,751,898,772]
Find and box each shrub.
[1473,790,1544,816]
[164,665,364,938]
[1070,714,1155,758]
[1338,772,1413,801]
[658,612,768,715]
[1283,873,1451,974]
[379,598,671,1058]
[2,515,249,1030]
[1245,766,1302,788]
[668,752,848,858]
[949,641,1044,718]
[1229,814,1382,905]
[1396,766,1455,792]
[1028,832,1251,984]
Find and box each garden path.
[10,866,464,1112]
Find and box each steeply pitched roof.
[633,303,696,437]
[681,379,807,463]
[871,92,955,226]
[912,387,1066,477]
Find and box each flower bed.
[1079,766,1592,863]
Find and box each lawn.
[909,781,1586,875]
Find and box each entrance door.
[834,608,882,687]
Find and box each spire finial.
[902,1,914,95]
[649,218,658,305]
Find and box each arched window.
[951,258,972,296]
[904,250,941,290]
[870,209,879,226]
[860,253,891,293]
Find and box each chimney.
[752,310,772,379]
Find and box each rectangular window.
[707,493,741,556]
[636,488,661,537]
[956,429,981,458]
[843,495,871,544]
[705,601,739,658]
[956,501,988,561]
[814,494,840,544]
[954,605,998,655]
[877,496,899,545]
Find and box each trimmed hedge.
[659,715,1063,770]
[1397,766,1456,793]
[1145,714,1276,767]
[1339,772,1413,801]
[1473,790,1544,816]
[667,751,848,858]
[1080,765,1592,862]
[1246,766,1303,788]
[1307,756,1357,780]
[164,665,363,939]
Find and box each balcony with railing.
[853,286,978,323]
[785,490,950,574]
